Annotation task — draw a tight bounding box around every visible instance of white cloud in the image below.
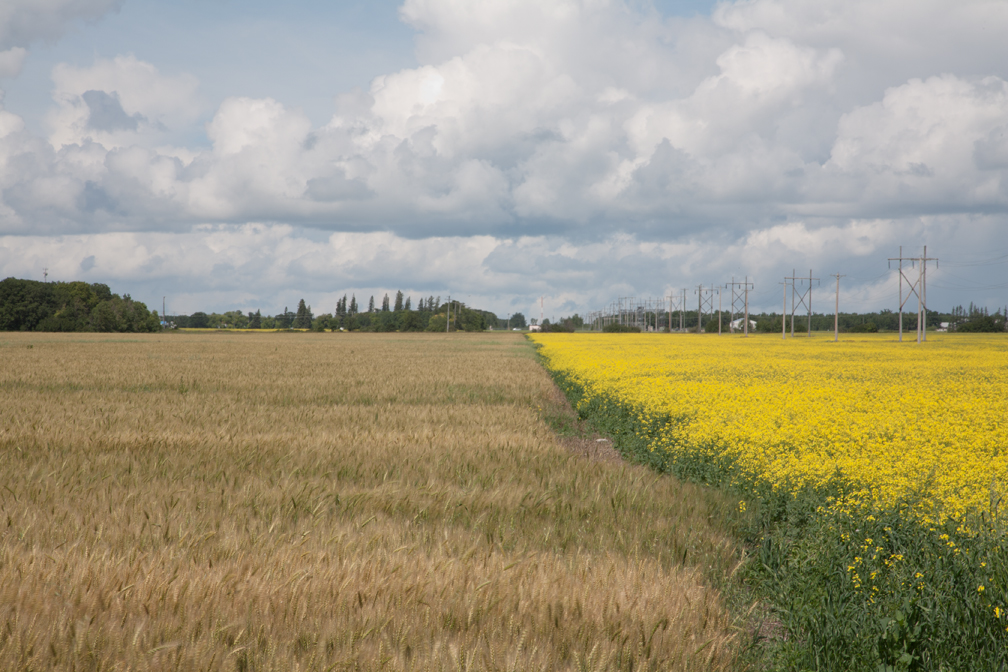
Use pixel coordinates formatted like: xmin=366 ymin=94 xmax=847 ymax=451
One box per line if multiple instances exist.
xmin=822 ymin=75 xmax=1008 ymax=211
xmin=7 ymin=1 xmax=1004 ymax=238
xmin=47 ymin=55 xmax=201 ymax=149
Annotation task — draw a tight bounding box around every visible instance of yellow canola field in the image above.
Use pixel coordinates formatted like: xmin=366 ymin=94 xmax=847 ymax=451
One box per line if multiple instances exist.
xmin=532 ymin=333 xmax=1008 ymax=521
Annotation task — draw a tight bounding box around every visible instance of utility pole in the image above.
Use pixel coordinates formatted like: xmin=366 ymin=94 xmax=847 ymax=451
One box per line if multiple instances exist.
xmin=447 ymin=294 xmax=451 ymax=332
xmin=718 ymin=286 xmax=722 ymax=335
xmin=163 ymin=296 xmax=166 ymax=331
xmin=830 ymin=274 xmax=844 ymax=342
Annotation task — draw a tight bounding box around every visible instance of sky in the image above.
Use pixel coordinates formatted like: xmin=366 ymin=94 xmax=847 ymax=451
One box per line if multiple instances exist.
xmin=0 ymin=0 xmax=1006 ymax=320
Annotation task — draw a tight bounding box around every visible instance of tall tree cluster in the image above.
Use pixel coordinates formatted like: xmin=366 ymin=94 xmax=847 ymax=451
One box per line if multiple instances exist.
xmin=0 ymin=277 xmax=160 ymax=332
xmin=292 ymin=299 xmax=313 ymax=329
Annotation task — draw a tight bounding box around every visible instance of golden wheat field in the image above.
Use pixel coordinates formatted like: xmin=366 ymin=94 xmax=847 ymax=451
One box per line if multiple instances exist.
xmin=531 ymin=332 xmax=1008 ymax=522
xmin=0 ymin=331 xmax=751 ymax=672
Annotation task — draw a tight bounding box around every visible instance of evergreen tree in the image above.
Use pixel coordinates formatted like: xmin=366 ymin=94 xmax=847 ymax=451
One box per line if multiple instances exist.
xmin=394 ymin=290 xmax=404 ymax=312
xmin=382 ymin=293 xmax=390 ymax=311
xmin=249 ymin=309 xmax=262 ymax=329
xmin=404 ymin=296 xmax=411 ymax=311
xmin=349 ymin=295 xmax=357 ymax=314
xmin=368 ymin=296 xmax=375 ymax=312
xmin=293 ymin=299 xmax=313 ymax=329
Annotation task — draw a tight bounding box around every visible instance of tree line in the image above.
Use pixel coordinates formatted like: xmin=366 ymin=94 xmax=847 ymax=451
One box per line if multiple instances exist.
xmin=0 ymin=278 xmax=160 ymax=332
xmin=168 ymin=292 xmax=529 ymax=333
xmin=749 ymin=304 xmax=1007 ymax=333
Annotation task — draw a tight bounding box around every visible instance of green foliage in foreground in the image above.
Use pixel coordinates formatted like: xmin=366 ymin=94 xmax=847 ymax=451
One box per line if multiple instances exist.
xmin=0 ymin=277 xmax=160 ymax=332
xmin=543 ymin=364 xmax=1008 ymax=671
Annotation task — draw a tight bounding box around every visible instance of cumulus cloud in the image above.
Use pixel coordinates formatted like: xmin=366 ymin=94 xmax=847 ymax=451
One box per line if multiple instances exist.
xmin=0 ymin=0 xmax=1006 ymax=314
xmin=819 ymin=75 xmax=1008 ymax=213
xmin=46 ymin=55 xmax=201 ymax=149
xmin=3 ymin=1 xmax=1006 ymax=236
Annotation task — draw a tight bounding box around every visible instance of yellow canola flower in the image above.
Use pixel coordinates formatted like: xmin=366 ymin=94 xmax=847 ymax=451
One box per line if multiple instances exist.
xmin=531 ymin=332 xmax=1008 ymax=523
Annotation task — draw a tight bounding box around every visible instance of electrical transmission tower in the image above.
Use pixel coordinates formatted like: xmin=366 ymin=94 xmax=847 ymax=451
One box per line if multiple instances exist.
xmin=695 ymin=284 xmax=716 ymax=333
xmin=888 ymin=246 xmax=938 ymax=343
xmin=784 ymin=269 xmax=819 ymax=337
xmin=725 ymin=276 xmax=754 ymax=336
xmin=830 ymin=274 xmax=845 ymax=342
xmin=617 ymin=297 xmax=636 ymax=328
xmin=668 ymin=289 xmax=687 ymax=331
xmin=780 ymin=279 xmax=789 ymax=339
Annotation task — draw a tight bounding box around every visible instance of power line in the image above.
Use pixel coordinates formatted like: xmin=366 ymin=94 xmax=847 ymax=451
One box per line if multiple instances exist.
xmin=941 ymin=250 xmax=1008 ymax=268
